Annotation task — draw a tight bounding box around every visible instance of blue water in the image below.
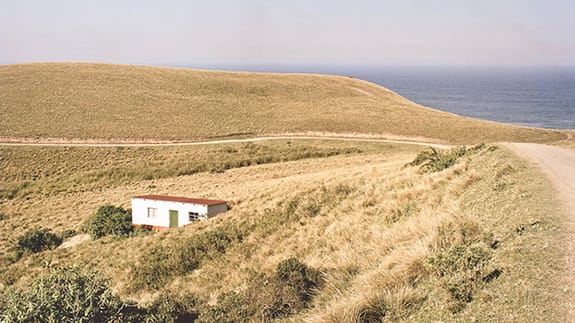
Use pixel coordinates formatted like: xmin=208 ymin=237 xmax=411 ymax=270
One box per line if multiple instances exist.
xmin=347 ymin=66 xmax=575 ymax=130
xmin=192 ymin=64 xmax=575 ymax=130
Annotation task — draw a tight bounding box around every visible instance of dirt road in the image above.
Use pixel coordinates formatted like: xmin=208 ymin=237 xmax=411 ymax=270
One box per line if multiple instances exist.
xmin=507 ymin=143 xmax=575 ymax=318
xmin=507 ymin=143 xmax=575 ymax=219
xmin=0 ymin=135 xmax=450 ymax=149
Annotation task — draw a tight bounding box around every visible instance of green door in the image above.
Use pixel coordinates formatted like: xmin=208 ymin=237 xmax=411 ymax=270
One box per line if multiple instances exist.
xmin=169 ymin=210 xmax=179 ymax=228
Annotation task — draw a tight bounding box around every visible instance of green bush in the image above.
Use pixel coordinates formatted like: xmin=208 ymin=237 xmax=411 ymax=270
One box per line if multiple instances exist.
xmin=259 ymin=257 xmax=323 ymax=319
xmin=132 ymin=226 xmax=244 ymax=291
xmin=0 ymin=266 xmax=132 ymax=322
xmin=142 ymin=291 xmax=199 ymax=323
xmin=199 ymin=292 xmax=254 ymax=323
xmin=409 ymin=146 xmax=467 ymax=173
xmin=83 ymin=205 xmax=133 ymax=239
xmin=428 ymin=245 xmax=491 ymax=278
xmin=15 ymin=228 xmax=62 ymax=259
xmin=199 ymin=258 xmax=323 ymax=321
xmin=132 ymin=244 xmax=201 ymax=291
xmin=427 ymin=244 xmax=493 ymax=312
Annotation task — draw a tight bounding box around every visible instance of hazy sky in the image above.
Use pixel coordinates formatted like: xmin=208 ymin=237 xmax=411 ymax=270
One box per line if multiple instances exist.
xmin=1 ymin=0 xmax=574 ymax=67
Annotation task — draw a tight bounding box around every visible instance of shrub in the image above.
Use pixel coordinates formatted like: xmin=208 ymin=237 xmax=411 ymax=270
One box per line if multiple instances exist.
xmin=60 ymin=229 xmax=77 ymax=240
xmin=83 ymin=205 xmax=133 ymax=239
xmin=256 ymin=257 xmax=323 ymax=319
xmin=132 ymin=225 xmax=153 ymax=237
xmin=143 ymin=291 xmax=199 ymax=323
xmin=198 ymin=258 xmax=324 ymax=321
xmin=198 ymin=292 xmax=254 ymax=323
xmin=427 ymin=244 xmax=493 ymax=312
xmin=357 ymin=296 xmax=387 ymax=323
xmin=409 ymin=146 xmax=468 ymax=173
xmin=132 ymin=244 xmax=201 ymax=291
xmin=132 ymin=226 xmax=244 ymax=291
xmin=0 ymin=266 xmax=131 ymax=322
xmin=427 ymin=245 xmax=491 ymax=278
xmin=15 ymin=228 xmax=62 ymax=259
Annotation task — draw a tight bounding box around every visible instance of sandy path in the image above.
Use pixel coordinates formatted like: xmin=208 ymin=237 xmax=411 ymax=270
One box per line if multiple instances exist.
xmin=507 ymin=143 xmax=575 ymax=219
xmin=0 ymin=135 xmax=450 ymax=149
xmin=506 ymin=143 xmax=575 ymax=318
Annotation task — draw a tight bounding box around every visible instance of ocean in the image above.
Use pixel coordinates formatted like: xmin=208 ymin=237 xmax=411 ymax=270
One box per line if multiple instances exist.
xmin=194 ymin=65 xmax=575 ymax=130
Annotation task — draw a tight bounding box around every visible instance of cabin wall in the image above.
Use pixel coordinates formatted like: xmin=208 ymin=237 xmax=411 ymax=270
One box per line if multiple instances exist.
xmin=132 ymin=198 xmax=211 ymax=228
xmin=207 ymin=203 xmax=228 ymax=216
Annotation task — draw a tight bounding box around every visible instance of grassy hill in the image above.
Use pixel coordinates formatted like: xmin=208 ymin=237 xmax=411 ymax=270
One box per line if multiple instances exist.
xmin=0 ymin=140 xmax=571 ymax=321
xmin=0 ymin=62 xmax=567 ymax=144
xmin=1 ymin=63 xmax=573 ymax=321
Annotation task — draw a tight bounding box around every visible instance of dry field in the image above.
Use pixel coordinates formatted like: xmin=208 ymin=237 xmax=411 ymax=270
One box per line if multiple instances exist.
xmin=0 ymin=63 xmax=568 ymax=144
xmin=0 ymin=140 xmax=366 ymax=203
xmin=0 ymin=139 xmax=571 ymax=321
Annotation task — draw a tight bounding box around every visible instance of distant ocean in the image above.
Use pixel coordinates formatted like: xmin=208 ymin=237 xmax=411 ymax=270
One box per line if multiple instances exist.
xmin=191 ymin=65 xmax=575 ymax=130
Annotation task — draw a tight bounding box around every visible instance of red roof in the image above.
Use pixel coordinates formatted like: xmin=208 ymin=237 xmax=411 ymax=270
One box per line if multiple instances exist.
xmin=132 ymin=195 xmax=227 ymax=206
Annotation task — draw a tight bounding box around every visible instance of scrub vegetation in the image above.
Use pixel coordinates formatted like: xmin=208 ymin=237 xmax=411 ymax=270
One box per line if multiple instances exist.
xmin=0 ymin=139 xmax=571 ymax=321
xmin=0 ymin=62 xmax=572 ymax=321
xmin=0 ymin=63 xmax=568 ymax=144
xmin=82 ymin=205 xmax=136 ymax=239
xmin=0 ymin=140 xmax=363 ymax=201
xmin=15 ymin=228 xmax=63 ymax=259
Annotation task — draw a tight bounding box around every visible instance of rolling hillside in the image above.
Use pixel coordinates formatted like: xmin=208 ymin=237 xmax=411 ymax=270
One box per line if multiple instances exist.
xmin=1 ymin=63 xmax=573 ymax=321
xmin=0 ymin=63 xmax=566 ymax=144
xmin=0 ymin=141 xmax=571 ymax=321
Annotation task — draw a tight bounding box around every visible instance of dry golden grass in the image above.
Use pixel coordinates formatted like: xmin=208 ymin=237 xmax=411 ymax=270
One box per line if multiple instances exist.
xmin=0 ymin=62 xmax=568 ymax=144
xmin=554 ymin=130 xmax=575 ymax=149
xmin=1 ymin=140 xmax=571 ymax=321
xmin=0 ymin=139 xmax=366 ymax=201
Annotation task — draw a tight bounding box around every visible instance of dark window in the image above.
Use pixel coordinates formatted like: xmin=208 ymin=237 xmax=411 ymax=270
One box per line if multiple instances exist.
xmin=189 ymin=212 xmax=200 ymax=221
xmin=147 ymin=207 xmax=158 ymax=219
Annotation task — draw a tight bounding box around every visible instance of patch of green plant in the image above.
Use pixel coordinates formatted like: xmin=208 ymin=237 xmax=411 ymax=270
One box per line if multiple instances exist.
xmin=198 ymin=258 xmax=324 ymax=322
xmin=0 ymin=212 xmax=5 ymax=220
xmin=199 ymin=291 xmax=254 ymax=323
xmin=388 ymin=200 xmax=419 ymax=223
xmin=427 ymin=244 xmax=495 ymax=312
xmin=132 ymin=226 xmax=244 ymax=291
xmin=0 ymin=266 xmax=134 ymax=322
xmin=357 ymin=297 xmax=388 ymax=322
xmin=59 ymin=229 xmax=77 ymax=240
xmin=428 ymin=244 xmax=491 ymax=277
xmin=141 ymin=291 xmax=199 ymax=323
xmin=82 ymin=205 xmax=133 ymax=239
xmin=409 ymin=146 xmax=468 ymax=173
xmin=132 ymin=225 xmax=153 ymax=237
xmin=15 ymin=228 xmax=62 ymax=259
xmin=249 ymin=257 xmax=323 ymax=320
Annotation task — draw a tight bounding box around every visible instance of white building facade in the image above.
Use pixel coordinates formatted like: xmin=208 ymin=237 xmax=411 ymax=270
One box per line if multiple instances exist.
xmin=131 ymin=195 xmax=228 ymax=230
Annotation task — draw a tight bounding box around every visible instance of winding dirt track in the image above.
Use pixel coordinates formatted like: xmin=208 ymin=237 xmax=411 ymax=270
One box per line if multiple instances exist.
xmin=506 ymin=143 xmax=575 ymax=318
xmin=0 ymin=135 xmax=450 ymax=149
xmin=506 ymin=143 xmax=575 ymax=221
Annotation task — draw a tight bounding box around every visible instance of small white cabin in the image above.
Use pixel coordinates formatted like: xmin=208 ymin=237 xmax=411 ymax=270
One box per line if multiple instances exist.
xmin=131 ymin=195 xmax=228 ymax=230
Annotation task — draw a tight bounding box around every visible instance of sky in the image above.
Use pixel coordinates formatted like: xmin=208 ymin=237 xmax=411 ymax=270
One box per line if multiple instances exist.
xmin=1 ymin=0 xmax=574 ymax=67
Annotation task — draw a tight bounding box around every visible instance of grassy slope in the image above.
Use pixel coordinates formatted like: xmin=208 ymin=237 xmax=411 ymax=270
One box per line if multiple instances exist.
xmin=0 ymin=141 xmax=571 ymax=321
xmin=0 ymin=62 xmax=566 ymax=144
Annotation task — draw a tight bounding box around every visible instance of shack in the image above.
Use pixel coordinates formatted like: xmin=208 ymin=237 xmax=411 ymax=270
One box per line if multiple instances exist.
xmin=131 ymin=195 xmax=228 ymax=230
